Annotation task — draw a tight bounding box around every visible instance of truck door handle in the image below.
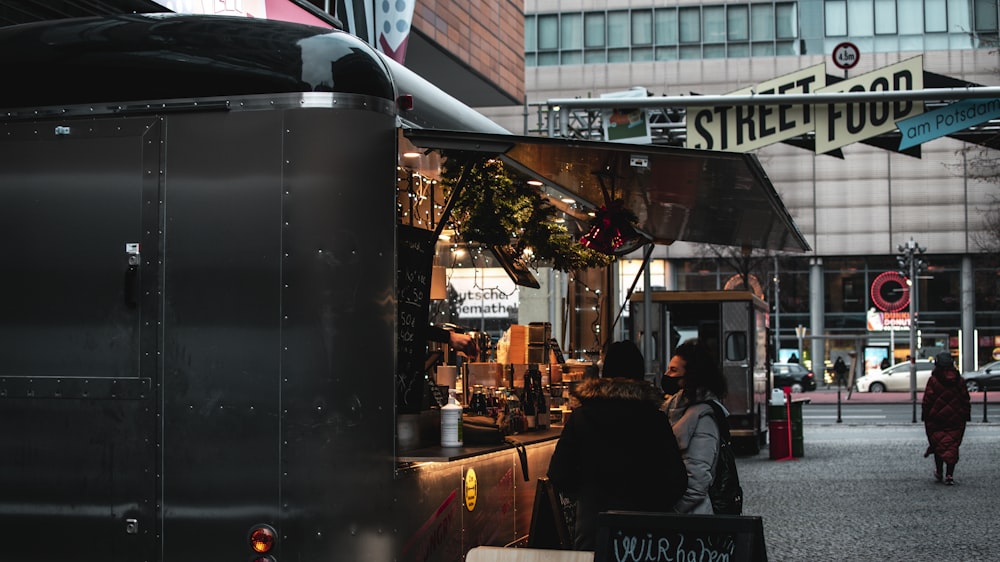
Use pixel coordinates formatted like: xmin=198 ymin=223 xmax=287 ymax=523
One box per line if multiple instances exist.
xmin=124 ymin=243 xmax=140 ymax=309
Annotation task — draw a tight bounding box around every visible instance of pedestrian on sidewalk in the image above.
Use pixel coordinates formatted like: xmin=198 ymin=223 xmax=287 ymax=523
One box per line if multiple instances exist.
xmin=832 ymin=356 xmax=848 ymax=388
xmin=921 ymin=352 xmax=971 ymax=485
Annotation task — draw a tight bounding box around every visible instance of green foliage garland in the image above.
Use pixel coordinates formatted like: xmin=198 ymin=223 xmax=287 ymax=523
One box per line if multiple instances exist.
xmin=441 ymin=155 xmax=612 ymax=272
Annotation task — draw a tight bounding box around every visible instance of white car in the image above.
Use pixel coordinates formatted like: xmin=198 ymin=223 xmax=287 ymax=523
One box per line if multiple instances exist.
xmin=855 ymin=361 xmax=935 ymax=392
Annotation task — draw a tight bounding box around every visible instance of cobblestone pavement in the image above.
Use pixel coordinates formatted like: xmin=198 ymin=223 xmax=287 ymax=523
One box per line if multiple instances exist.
xmin=739 ymin=424 xmax=1000 ymax=561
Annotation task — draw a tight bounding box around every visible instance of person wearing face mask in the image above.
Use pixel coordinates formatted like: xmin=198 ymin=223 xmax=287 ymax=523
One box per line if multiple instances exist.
xmin=547 ymin=340 xmax=687 ymax=550
xmin=661 ymin=338 xmax=728 ymax=514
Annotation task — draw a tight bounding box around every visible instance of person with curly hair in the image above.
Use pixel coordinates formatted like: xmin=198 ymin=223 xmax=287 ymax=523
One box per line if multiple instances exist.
xmin=661 ymin=338 xmax=728 ymax=514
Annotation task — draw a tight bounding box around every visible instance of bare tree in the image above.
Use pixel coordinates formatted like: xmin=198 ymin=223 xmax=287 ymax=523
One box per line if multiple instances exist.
xmin=698 ymin=244 xmax=776 ymax=299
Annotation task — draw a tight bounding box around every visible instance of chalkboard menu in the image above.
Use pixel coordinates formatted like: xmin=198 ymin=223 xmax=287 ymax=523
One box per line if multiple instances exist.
xmin=396 ymin=225 xmax=438 ymax=414
xmin=596 ymin=511 xmax=768 ymax=562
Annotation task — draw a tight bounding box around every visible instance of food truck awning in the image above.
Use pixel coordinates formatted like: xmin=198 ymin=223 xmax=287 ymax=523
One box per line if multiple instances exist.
xmin=404 ymin=129 xmax=810 ymax=253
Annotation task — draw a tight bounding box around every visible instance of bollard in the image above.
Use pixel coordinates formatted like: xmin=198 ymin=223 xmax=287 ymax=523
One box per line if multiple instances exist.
xmin=836 ymin=385 xmax=843 ymax=423
xmin=983 ymin=389 xmax=989 ymax=424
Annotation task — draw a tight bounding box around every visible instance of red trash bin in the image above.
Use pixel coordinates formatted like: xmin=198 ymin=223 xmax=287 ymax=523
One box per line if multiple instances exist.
xmin=769 ymin=420 xmax=790 ymax=460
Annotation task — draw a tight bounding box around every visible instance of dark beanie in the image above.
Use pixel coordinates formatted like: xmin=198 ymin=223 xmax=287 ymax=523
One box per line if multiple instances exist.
xmin=602 ymin=340 xmax=645 ymax=381
xmin=934 ymin=352 xmax=954 ymax=369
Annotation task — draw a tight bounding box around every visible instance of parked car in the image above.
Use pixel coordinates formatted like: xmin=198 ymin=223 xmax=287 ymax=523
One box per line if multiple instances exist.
xmin=962 ymin=360 xmax=1000 ymax=392
xmin=772 ymin=362 xmax=816 ymax=392
xmin=855 ymin=361 xmax=935 ymax=392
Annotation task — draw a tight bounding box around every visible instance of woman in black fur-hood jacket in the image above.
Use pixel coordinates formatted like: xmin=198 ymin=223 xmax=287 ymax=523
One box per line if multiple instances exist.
xmin=546 ymin=375 xmax=688 ymax=550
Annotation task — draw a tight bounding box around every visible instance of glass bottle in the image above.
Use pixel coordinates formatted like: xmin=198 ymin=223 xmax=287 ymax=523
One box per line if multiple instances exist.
xmin=522 ymin=366 xmax=538 ymax=430
xmin=470 ymin=384 xmax=488 ymax=416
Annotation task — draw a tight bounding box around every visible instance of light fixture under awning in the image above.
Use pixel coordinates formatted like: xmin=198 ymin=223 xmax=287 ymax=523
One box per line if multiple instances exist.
xmin=404 ymin=128 xmax=810 ymax=253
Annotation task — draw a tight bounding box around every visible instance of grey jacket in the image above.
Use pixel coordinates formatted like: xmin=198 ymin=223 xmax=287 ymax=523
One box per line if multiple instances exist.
xmin=663 ymin=390 xmax=721 ymax=514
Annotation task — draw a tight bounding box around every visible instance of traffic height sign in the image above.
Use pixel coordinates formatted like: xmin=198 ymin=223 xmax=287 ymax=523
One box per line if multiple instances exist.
xmin=833 ymin=42 xmax=860 ymax=70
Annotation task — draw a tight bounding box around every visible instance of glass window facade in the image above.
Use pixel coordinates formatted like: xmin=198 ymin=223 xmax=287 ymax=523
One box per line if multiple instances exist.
xmin=526 ymin=0 xmax=1000 ymax=65
xmin=623 ymin=255 xmax=995 ymax=368
xmin=527 ymin=2 xmax=800 ymax=65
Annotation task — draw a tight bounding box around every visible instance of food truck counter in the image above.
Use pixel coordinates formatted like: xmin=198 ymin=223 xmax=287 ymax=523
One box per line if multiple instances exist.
xmin=397 ymin=427 xmax=563 ymax=464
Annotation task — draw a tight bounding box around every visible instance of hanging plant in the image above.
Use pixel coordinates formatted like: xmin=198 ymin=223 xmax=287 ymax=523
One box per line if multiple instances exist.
xmin=440 ymin=154 xmax=612 ymax=271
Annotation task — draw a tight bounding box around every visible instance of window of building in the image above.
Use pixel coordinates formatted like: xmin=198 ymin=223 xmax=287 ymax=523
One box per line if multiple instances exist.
xmin=898 ymin=0 xmax=924 ymax=33
xmin=656 ymin=46 xmax=678 ymax=60
xmin=875 ymin=0 xmax=898 ymax=34
xmin=951 ymin=0 xmax=973 ymax=33
xmin=537 ymin=52 xmax=559 ymax=66
xmin=561 ymin=13 xmax=583 ymax=50
xmin=525 ymin=3 xmax=802 ymax=65
xmin=728 ymin=43 xmax=751 ymax=57
xmin=751 ymin=3 xmax=775 ymax=40
xmin=525 ymin=15 xmax=537 ymax=51
xmin=848 ymin=0 xmax=875 ymax=36
xmin=975 ymin=0 xmax=999 ymax=31
xmin=608 ymin=10 xmax=630 ymax=48
xmin=704 ymin=44 xmax=727 ymax=58
xmin=633 ymin=10 xmax=653 ymax=45
xmin=560 ymin=51 xmax=582 ymax=65
xmin=776 ymin=3 xmax=798 ymax=38
xmin=584 ymin=12 xmax=606 ymax=48
xmin=608 ymin=48 xmax=631 ymax=62
xmin=752 ymin=42 xmax=777 ymax=56
xmin=826 ymin=0 xmax=848 ymax=36
xmin=632 ymin=47 xmax=654 ymax=61
xmin=680 ymin=7 xmax=702 ymax=43
xmin=655 ymin=9 xmax=678 ymax=45
xmin=728 ymin=5 xmax=749 ymax=40
xmin=538 ymin=14 xmax=559 ymax=50
xmin=704 ymin=6 xmax=727 ymax=44
xmin=925 ymin=0 xmax=948 ymax=31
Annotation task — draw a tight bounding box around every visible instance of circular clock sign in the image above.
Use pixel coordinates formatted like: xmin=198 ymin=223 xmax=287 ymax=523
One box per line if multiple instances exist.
xmin=832 ymin=42 xmax=860 ymax=70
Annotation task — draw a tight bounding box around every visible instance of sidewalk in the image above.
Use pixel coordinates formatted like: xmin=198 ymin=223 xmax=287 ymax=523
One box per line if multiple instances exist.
xmin=791 ymin=387 xmax=1000 ymax=404
xmin=740 ymin=424 xmax=1000 ymax=561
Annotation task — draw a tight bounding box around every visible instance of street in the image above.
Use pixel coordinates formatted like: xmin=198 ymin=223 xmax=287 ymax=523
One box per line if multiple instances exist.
xmin=788 ymin=388 xmax=1000 ymax=424
xmin=741 ymin=400 xmax=1000 ymax=561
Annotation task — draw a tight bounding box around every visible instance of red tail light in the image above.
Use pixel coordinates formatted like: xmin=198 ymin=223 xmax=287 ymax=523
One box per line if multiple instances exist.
xmin=249 ymin=524 xmax=276 ymax=554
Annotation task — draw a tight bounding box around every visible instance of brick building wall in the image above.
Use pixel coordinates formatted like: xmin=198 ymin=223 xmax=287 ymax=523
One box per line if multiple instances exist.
xmin=412 ymin=0 xmax=525 ymax=102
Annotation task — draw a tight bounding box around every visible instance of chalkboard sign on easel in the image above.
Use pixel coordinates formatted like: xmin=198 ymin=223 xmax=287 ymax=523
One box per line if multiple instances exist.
xmin=596 ymin=511 xmax=768 ymax=562
xmin=396 ymin=225 xmax=438 ymax=414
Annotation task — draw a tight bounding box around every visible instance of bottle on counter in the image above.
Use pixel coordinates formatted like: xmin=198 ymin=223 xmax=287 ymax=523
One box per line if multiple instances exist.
xmin=486 ymin=387 xmax=500 ymax=418
xmin=441 ymin=389 xmax=463 ymax=447
xmin=470 ymin=385 xmax=488 ymax=416
xmin=504 ymin=388 xmax=524 ymax=434
xmin=536 ymin=384 xmax=550 ymax=429
xmin=522 ymin=365 xmax=538 ymax=431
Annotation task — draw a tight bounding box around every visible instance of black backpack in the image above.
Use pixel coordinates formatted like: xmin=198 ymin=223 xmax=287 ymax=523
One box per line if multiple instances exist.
xmin=701 ymin=400 xmax=744 ymax=515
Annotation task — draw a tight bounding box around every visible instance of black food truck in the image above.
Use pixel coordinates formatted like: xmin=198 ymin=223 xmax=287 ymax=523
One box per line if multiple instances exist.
xmin=0 ymin=13 xmax=808 ymax=562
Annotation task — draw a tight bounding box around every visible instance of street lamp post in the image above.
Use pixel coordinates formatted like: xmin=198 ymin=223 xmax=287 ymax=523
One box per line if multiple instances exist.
xmin=897 ymin=238 xmax=927 ymax=423
xmin=795 ymin=325 xmax=806 ymax=364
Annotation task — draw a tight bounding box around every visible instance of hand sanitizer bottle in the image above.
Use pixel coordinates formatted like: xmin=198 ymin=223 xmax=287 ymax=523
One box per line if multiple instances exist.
xmin=441 ymin=389 xmax=463 ymax=447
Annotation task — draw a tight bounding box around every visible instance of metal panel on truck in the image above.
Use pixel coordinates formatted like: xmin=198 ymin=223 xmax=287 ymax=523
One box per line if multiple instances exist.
xmin=0 ymin=116 xmax=161 ymax=561
xmin=159 ymin=102 xmax=398 ymax=560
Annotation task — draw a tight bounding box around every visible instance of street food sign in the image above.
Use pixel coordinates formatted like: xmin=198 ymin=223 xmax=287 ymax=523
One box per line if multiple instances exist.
xmin=687 ymin=64 xmax=824 ymax=152
xmin=815 ymin=57 xmax=923 ymax=153
xmin=686 ymin=56 xmax=925 ymax=154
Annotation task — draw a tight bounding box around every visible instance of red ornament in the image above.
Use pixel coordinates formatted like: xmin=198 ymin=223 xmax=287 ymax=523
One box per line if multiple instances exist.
xmin=579 ymin=199 xmax=640 ymax=255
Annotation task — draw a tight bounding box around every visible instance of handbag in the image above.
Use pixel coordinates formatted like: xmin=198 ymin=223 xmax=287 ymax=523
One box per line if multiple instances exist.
xmin=461 ymin=414 xmax=506 ymax=444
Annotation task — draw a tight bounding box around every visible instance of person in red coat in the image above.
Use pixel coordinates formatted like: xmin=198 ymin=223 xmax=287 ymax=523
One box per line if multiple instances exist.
xmin=921 ymin=352 xmax=971 ymax=485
